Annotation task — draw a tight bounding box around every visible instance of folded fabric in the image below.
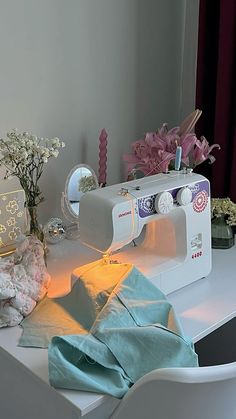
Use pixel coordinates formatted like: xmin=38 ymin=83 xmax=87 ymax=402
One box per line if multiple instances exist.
xmin=48 ymin=262 xmax=198 ymax=398
xmin=0 ymin=302 xmax=23 ymax=327
xmin=0 ymin=237 xmax=50 ymax=328
xmin=19 ymin=261 xmax=128 ymax=347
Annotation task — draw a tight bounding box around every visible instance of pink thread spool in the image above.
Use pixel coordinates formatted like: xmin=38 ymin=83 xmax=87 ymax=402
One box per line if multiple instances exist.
xmin=98 ymin=128 xmax=108 ymax=186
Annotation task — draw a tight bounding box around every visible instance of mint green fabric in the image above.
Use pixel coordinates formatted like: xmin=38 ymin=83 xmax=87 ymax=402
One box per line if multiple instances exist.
xmin=19 ymin=262 xmax=128 ymax=348
xmin=48 ymin=266 xmax=198 ymax=398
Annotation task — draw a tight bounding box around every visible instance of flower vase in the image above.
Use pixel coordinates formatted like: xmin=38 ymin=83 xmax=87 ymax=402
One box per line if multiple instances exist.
xmin=211 ymin=215 xmax=235 ymax=249
xmin=27 ymin=206 xmax=44 ymax=244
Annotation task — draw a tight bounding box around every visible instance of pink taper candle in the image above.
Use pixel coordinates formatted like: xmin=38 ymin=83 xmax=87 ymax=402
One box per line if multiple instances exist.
xmin=98 ymin=128 xmax=108 ymax=185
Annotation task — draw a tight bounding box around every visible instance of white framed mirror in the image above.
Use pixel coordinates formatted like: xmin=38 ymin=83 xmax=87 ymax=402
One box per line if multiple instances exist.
xmin=61 ymin=164 xmax=99 ymax=238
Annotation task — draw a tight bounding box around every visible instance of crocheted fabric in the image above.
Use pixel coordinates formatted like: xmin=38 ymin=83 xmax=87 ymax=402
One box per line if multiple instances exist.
xmin=0 ymin=237 xmax=50 ymax=327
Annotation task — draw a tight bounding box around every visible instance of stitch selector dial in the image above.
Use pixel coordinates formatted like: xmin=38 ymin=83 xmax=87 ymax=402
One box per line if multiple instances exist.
xmin=177 ymin=187 xmax=192 ymax=206
xmin=155 ymin=191 xmax=173 ymax=214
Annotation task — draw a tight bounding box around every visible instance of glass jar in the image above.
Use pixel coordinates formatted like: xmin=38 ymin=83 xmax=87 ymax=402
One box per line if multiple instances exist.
xmin=211 ymin=215 xmax=235 ymax=249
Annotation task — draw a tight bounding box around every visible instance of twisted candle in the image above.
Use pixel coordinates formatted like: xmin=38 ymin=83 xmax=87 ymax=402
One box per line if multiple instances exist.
xmin=98 ymin=128 xmax=108 ymax=186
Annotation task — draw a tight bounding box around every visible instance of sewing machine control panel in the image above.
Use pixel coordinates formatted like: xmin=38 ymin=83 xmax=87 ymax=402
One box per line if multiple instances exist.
xmin=138 ymin=180 xmax=209 ymax=218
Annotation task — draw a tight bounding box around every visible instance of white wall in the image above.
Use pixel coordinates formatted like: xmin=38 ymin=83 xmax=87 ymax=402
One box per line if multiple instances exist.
xmin=0 ymin=0 xmax=199 ymax=223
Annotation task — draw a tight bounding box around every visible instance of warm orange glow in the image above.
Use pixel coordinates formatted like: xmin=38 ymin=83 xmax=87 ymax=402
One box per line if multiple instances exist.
xmin=142 ymin=219 xmax=176 ymax=257
xmin=0 ymin=247 xmax=16 ymax=257
xmin=48 ymin=260 xmax=133 ymax=299
xmin=74 ymin=260 xmax=133 ymax=294
xmin=48 ymin=276 xmax=72 ymax=298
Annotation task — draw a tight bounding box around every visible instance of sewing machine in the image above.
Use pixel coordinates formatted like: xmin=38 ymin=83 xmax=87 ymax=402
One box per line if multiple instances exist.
xmin=79 ymin=170 xmax=212 ymax=294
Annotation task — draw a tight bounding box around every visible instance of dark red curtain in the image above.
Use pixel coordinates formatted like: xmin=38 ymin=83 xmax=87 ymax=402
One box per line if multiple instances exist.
xmin=196 ymin=0 xmax=236 ymax=200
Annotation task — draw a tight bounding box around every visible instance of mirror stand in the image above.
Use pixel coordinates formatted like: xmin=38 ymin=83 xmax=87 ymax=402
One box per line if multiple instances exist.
xmin=61 ymin=164 xmax=99 ymax=240
xmin=61 ymin=192 xmax=80 ymax=239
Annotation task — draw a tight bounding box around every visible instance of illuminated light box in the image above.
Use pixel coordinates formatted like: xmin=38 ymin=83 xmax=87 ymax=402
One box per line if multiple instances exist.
xmin=0 ymin=189 xmax=27 ymax=256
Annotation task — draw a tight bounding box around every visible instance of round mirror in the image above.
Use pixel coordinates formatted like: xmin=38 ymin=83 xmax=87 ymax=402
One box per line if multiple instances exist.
xmin=61 ymin=164 xmax=99 ymax=238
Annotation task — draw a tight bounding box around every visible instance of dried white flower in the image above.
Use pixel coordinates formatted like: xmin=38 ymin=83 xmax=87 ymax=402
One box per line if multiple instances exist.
xmin=0 ymin=129 xmax=65 ymax=207
xmin=211 ymin=198 xmax=236 ymax=226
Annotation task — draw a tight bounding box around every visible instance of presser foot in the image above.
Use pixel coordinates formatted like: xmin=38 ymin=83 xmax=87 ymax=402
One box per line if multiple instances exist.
xmin=102 ymin=253 xmax=119 ymax=265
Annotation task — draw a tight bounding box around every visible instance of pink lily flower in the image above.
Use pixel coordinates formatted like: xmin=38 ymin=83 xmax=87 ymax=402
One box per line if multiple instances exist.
xmin=123 ymin=119 xmax=220 ymax=178
xmin=179 ymin=133 xmax=198 ymax=165
xmin=145 ymin=132 xmax=166 ymax=151
xmin=157 ymin=124 xmax=180 ymax=154
xmin=192 ymin=136 xmax=220 ymax=167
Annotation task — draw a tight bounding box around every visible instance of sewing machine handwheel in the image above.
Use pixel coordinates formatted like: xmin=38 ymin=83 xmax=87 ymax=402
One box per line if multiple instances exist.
xmin=176 ymin=187 xmax=192 ymax=206
xmin=155 ymin=191 xmax=173 ymax=214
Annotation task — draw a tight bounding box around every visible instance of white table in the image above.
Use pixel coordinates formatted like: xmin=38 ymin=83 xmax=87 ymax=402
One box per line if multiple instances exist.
xmin=0 ymin=240 xmax=235 ymax=418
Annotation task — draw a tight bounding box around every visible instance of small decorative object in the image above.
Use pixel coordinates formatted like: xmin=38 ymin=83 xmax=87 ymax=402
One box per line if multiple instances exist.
xmin=78 ymin=175 xmax=98 ymax=193
xmin=0 ymin=189 xmax=26 ymax=256
xmin=211 ymin=198 xmax=236 ymax=249
xmin=123 ymin=110 xmax=220 ymax=177
xmin=43 ymin=218 xmax=66 ymax=244
xmin=0 ymin=129 xmax=65 ymax=244
xmin=0 ymin=236 xmax=50 ymax=327
xmin=98 ymin=128 xmax=108 ymax=186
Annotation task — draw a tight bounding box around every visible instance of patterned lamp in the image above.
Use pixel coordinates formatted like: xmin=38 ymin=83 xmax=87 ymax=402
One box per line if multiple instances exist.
xmin=0 ymin=189 xmax=27 ymax=256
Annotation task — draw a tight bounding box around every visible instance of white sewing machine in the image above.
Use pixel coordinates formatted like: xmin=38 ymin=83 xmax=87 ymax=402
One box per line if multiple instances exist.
xmin=79 ymin=170 xmax=212 ymax=294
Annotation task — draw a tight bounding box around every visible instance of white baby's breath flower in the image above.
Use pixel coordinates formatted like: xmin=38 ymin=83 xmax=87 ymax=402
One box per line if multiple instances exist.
xmin=19 ymin=138 xmax=26 ymax=146
xmin=211 ymin=198 xmax=236 ymax=226
xmin=52 ymin=137 xmax=60 ymax=146
xmin=0 ymin=129 xmax=65 ymax=207
xmin=21 ymin=149 xmax=29 ymax=158
xmin=26 ymin=139 xmax=33 ymax=148
xmin=50 ymin=149 xmax=59 ymax=158
xmin=43 ymin=148 xmax=50 ymax=158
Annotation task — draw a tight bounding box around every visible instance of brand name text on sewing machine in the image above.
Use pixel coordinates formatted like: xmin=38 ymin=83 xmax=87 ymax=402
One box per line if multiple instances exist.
xmin=118 ymin=211 xmax=132 ymax=218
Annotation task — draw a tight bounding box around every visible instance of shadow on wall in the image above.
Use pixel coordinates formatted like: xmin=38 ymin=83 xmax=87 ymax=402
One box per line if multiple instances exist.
xmin=119 ymin=0 xmax=187 ymax=181
xmin=135 ymin=0 xmax=185 ymax=135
